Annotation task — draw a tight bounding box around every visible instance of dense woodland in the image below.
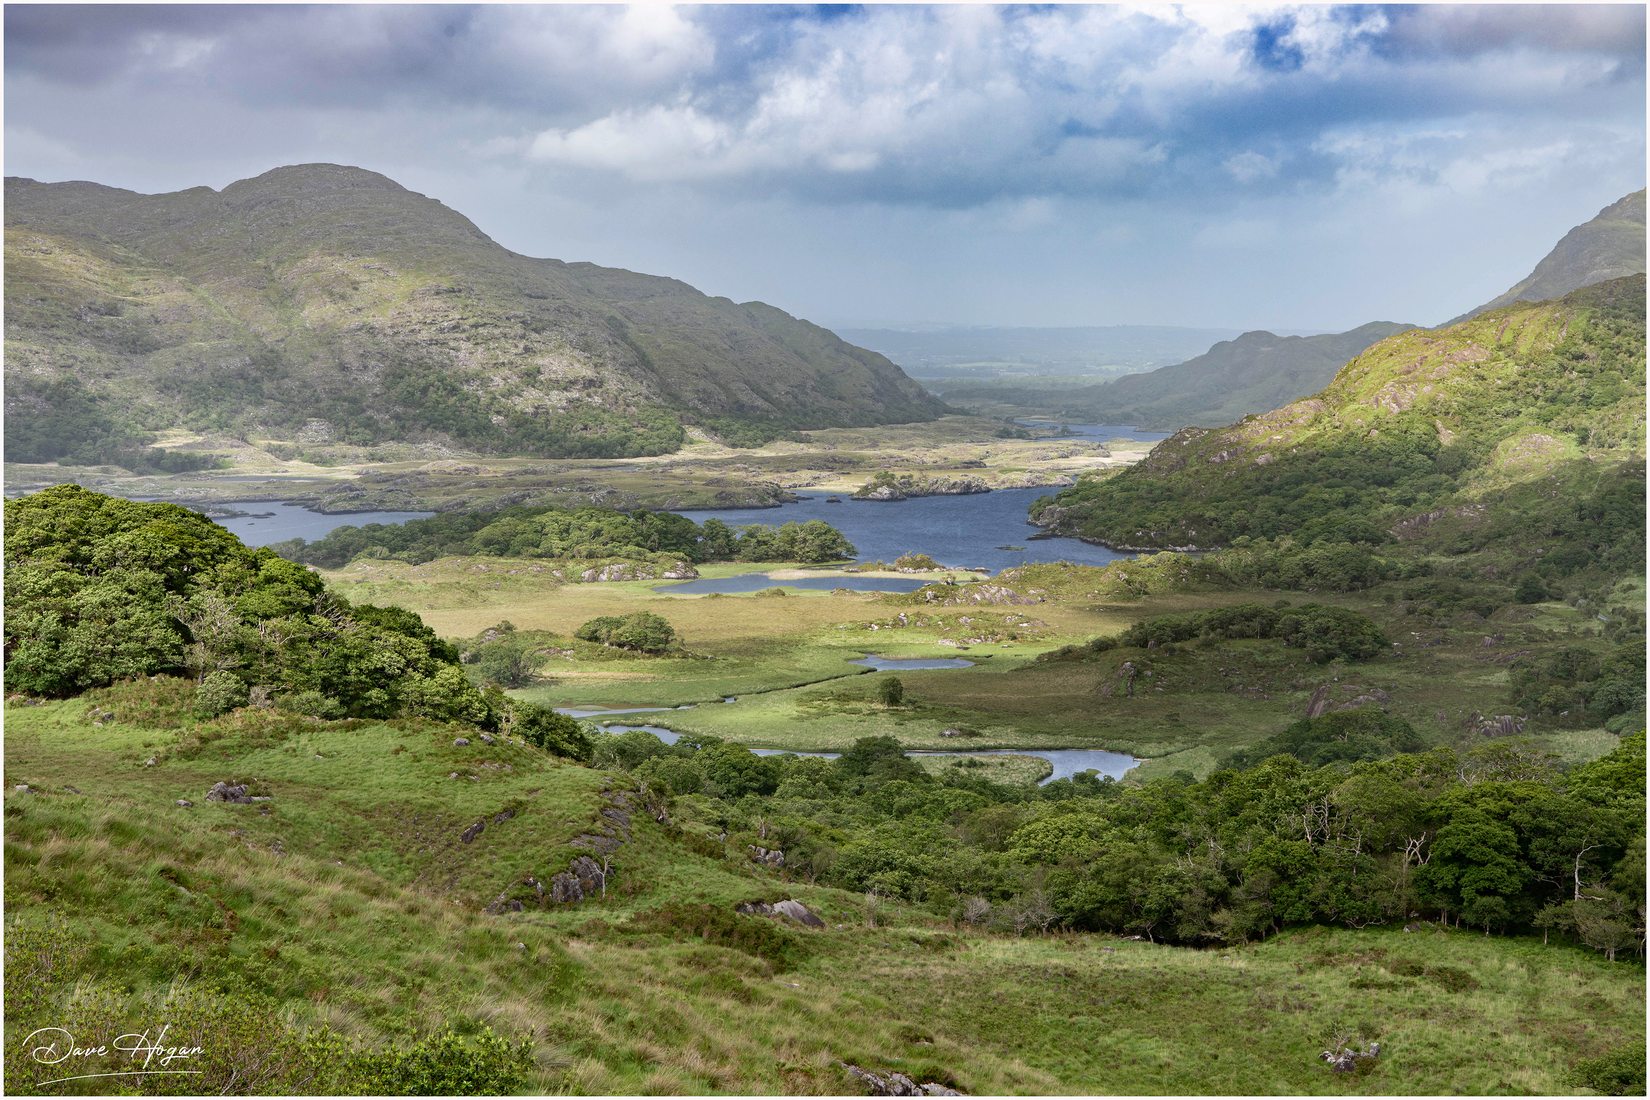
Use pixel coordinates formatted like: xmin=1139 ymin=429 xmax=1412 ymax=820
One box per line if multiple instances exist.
xmin=276 ymin=503 xmax=856 ymax=569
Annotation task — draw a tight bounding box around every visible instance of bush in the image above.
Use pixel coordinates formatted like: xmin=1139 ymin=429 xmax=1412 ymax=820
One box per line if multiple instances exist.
xmin=878 ymin=676 xmax=905 ymax=706
xmin=626 ymin=903 xmax=806 ymax=970
xmin=575 ymin=612 xmax=678 ymax=653
xmin=1569 ymin=1041 xmax=1647 ymax=1096
xmin=194 ymin=670 xmax=249 ymax=717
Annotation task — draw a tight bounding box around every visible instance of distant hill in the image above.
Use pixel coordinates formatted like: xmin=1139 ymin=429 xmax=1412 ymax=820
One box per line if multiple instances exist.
xmin=1034 ymin=276 xmax=1646 ymax=570
xmin=1455 ymin=189 xmax=1645 ymax=322
xmin=3 ymin=164 xmax=944 ymax=464
xmin=838 ymin=324 xmax=1246 ymax=378
xmin=1041 ymin=321 xmax=1416 ymax=429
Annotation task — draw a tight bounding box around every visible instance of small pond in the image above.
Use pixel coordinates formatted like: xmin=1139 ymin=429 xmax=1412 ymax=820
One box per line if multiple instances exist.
xmin=850 ymin=654 xmax=975 ymax=671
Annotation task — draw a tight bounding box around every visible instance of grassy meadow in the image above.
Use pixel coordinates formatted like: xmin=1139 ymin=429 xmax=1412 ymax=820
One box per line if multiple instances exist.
xmin=320 ymin=552 xmax=1629 ymax=779
xmin=5 ymin=687 xmax=1641 ymax=1095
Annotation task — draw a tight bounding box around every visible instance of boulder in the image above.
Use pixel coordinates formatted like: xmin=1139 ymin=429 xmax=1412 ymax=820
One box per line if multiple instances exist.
xmin=737 ymin=899 xmax=825 ymax=929
xmin=748 ymin=844 xmax=786 ymax=868
xmin=453 ymin=737 xmax=471 ymax=747
xmin=205 ymin=781 xmax=254 ymax=804
xmin=461 ymin=821 xmax=485 ymax=844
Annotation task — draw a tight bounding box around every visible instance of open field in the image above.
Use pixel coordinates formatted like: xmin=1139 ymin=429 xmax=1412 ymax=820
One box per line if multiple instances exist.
xmin=5 ymin=691 xmax=1641 ymax=1095
xmin=319 ymin=554 xmax=1631 ymax=779
xmin=3 ymin=416 xmax=1151 ymax=515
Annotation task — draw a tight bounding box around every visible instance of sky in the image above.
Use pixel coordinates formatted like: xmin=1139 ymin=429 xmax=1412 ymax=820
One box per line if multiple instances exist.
xmin=4 ymin=3 xmax=1645 ymax=332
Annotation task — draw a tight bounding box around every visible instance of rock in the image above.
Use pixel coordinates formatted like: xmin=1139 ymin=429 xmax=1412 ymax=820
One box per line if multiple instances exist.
xmin=661 ymin=561 xmax=700 ymax=580
xmin=748 ymin=844 xmax=786 ymax=868
xmin=205 ymin=781 xmax=254 ymax=804
xmin=13 ymin=784 xmax=30 ymax=794
xmin=461 ymin=821 xmax=485 ymax=844
xmin=478 ymin=733 xmax=495 ymax=744
xmin=771 ymin=899 xmax=826 ymax=928
xmin=176 ymin=799 xmax=193 ymax=808
xmin=492 ymin=808 xmax=517 ymax=825
xmin=1320 ymin=1041 xmax=1381 ymax=1073
xmin=550 ymin=854 xmax=608 ymax=903
xmin=737 ymin=899 xmax=825 ymax=929
xmin=143 ymin=757 xmax=157 ymax=768
xmin=840 ymin=1064 xmax=959 ymax=1096
xmin=453 ymin=737 xmax=471 ymax=747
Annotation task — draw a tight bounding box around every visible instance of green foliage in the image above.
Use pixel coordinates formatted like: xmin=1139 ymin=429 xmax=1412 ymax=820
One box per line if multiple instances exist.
xmin=3 ymin=486 xmax=493 ymax=727
xmin=1108 ymin=603 xmax=1387 ymax=664
xmin=575 ymin=612 xmax=678 ymax=653
xmin=877 ymin=676 xmax=906 ymax=706
xmin=1036 ymin=279 xmax=1646 ymax=564
xmin=1569 ymin=1041 xmax=1647 ymax=1095
xmin=279 ymin=503 xmax=855 ymax=569
xmin=4 ymin=375 xmax=221 ymax=473
xmin=1230 ymin=709 xmax=1425 ymax=769
xmin=1511 ymin=639 xmax=1646 ymax=728
xmin=194 ymin=669 xmax=249 ymax=717
xmin=363 ymin=1027 xmax=534 ymax=1096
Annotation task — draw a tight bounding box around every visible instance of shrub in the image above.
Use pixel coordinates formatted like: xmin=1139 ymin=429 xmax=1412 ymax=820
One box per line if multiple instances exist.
xmin=194 ymin=670 xmax=249 ymax=717
xmin=878 ymin=676 xmax=905 ymax=707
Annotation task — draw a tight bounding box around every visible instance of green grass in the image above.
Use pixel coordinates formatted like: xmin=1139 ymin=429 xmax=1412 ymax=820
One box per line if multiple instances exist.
xmin=6 ymin=689 xmax=1642 ymax=1095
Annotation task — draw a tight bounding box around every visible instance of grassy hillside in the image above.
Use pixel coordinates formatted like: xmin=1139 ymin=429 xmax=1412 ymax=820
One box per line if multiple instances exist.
xmin=3 ymin=165 xmax=944 ymax=465
xmin=1034 ymin=276 xmax=1646 ymax=564
xmin=6 ymin=689 xmax=1644 ymax=1095
xmin=1458 ymin=190 xmax=1646 ymax=322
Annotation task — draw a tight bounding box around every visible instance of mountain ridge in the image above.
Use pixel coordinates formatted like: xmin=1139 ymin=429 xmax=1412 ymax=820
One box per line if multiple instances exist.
xmin=4 ymin=164 xmax=946 ymax=463
xmin=1454 ymin=189 xmax=1646 ymax=322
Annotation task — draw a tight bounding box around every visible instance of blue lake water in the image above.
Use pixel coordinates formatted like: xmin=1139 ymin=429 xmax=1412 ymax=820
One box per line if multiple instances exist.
xmin=657 ymin=573 xmax=936 ymax=595
xmin=674 ymin=488 xmax=1128 ymax=572
xmin=196 ymin=501 xmax=435 ymax=547
xmin=590 ymin=723 xmax=1136 ymax=784
xmin=851 ymin=655 xmax=975 ymax=671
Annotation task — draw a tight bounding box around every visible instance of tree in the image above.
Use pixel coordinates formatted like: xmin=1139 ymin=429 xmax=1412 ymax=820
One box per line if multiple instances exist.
xmin=877 ymin=676 xmax=905 ymax=707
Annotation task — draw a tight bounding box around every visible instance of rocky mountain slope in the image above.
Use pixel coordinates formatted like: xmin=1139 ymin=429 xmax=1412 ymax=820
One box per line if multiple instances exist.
xmin=4 ymin=164 xmax=944 ymax=463
xmin=1455 ymin=189 xmax=1645 ymax=322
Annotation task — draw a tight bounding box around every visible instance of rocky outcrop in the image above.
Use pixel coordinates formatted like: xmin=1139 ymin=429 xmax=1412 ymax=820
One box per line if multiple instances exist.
xmin=840 ymin=1064 xmax=962 ymax=1096
xmin=748 ymin=845 xmax=785 ymax=868
xmin=205 ymin=781 xmax=254 ymax=804
xmin=1320 ymin=1040 xmax=1381 ymax=1073
xmin=578 ymin=560 xmax=699 ymax=583
xmin=485 ymin=788 xmax=638 ymax=914
xmin=737 ymin=899 xmax=825 ymax=928
xmin=1305 ymin=684 xmax=1392 ymax=719
xmin=853 ymin=475 xmax=992 ymax=501
xmin=918 ymin=583 xmax=1041 ymax=607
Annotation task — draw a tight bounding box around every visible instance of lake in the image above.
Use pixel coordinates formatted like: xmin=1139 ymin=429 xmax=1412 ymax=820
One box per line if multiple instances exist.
xmin=658 ymin=573 xmax=936 ymax=595
xmin=674 ymin=487 xmax=1128 ymax=572
xmin=190 ymin=501 xmax=435 ymax=547
xmin=590 ymin=723 xmax=1137 ymax=784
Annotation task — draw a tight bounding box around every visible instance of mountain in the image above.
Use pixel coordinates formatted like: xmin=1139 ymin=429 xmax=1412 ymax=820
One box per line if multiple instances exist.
xmin=1042 ymin=321 xmax=1416 ymax=429
xmin=1033 ymin=276 xmax=1646 ymax=570
xmin=3 ymin=164 xmax=945 ymax=464
xmin=1455 ymin=189 xmax=1646 ymax=322
xmin=837 ymin=324 xmax=1246 ymax=378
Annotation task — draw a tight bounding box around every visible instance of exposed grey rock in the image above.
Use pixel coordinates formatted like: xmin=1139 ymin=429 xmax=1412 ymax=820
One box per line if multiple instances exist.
xmin=461 ymin=821 xmax=485 ymax=844
xmin=453 ymin=737 xmax=471 ymax=746
xmin=839 ymin=1064 xmax=956 ymax=1096
xmin=175 ymin=799 xmax=193 ymax=807
xmin=748 ymin=844 xmax=786 ymax=868
xmin=492 ymin=808 xmax=517 ymax=825
xmin=737 ymin=899 xmax=825 ymax=929
xmin=550 ymin=854 xmax=608 ymax=903
xmin=1320 ymin=1041 xmax=1381 ymax=1073
xmin=478 ymin=733 xmax=496 ymax=744
xmin=205 ymin=781 xmax=253 ymax=803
